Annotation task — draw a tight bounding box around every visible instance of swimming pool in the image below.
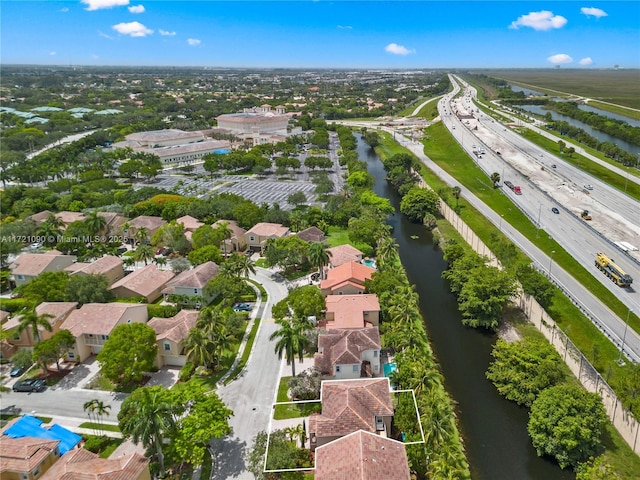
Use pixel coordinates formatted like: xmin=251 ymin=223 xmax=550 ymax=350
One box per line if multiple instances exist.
xmin=383 ymin=363 xmax=397 ymax=377
xmin=361 ymin=258 xmax=377 ymax=269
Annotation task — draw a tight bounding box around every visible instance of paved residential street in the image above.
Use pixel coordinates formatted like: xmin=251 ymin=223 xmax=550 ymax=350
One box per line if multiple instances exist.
xmin=209 ymin=267 xmax=292 ymax=479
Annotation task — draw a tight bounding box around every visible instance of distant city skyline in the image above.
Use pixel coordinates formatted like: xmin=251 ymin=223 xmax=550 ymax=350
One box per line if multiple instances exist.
xmin=2 ymin=1 xmax=639 ymax=69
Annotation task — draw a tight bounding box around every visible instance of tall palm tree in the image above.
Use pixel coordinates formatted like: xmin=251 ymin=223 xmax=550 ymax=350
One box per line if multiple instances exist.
xmin=119 ymin=387 xmax=176 ymax=478
xmin=94 ymin=400 xmax=111 ymax=436
xmin=184 ymin=328 xmax=215 ymax=369
xmin=83 ymin=399 xmax=99 ymax=435
xmin=269 ymin=317 xmax=311 ymax=377
xmin=16 ymin=308 xmax=53 ymax=344
xmin=376 ymin=236 xmax=399 ymax=267
xmin=307 ymin=242 xmax=331 ymax=280
xmin=134 ymin=226 xmax=149 ymax=246
xmin=133 ymin=243 xmax=155 ymax=266
xmin=84 ymin=211 xmax=107 ymax=236
xmin=215 ymin=221 xmax=234 ymax=256
xmin=223 ymin=253 xmax=256 ymax=279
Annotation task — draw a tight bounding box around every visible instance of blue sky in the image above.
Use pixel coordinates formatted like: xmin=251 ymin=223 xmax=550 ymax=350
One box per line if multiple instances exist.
xmin=2 ymin=1 xmax=639 ymax=68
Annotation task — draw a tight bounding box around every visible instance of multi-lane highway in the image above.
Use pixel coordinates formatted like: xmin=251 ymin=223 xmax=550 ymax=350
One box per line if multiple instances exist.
xmin=437 ymin=76 xmax=640 ymax=361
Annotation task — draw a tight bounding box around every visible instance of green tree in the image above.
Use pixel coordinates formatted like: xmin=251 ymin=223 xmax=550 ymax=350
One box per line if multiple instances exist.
xmin=97 ymin=323 xmax=158 ymax=385
xmin=269 ymin=317 xmax=312 ymax=377
xmin=15 ymin=271 xmax=69 ymax=304
xmin=188 ymin=245 xmax=222 ymax=266
xmin=615 ymin=363 xmax=640 ymax=418
xmin=400 ymin=187 xmax=440 ymax=223
xmin=287 ymin=191 xmax=307 ymax=207
xmin=272 ymin=285 xmax=325 ymax=321
xmin=451 ymin=186 xmax=461 ymax=207
xmin=575 ymin=456 xmax=618 ymax=480
xmin=83 ymin=211 xmax=107 ymax=236
xmin=65 ymin=274 xmax=113 ymax=305
xmin=15 ymin=308 xmax=53 ymax=344
xmin=490 ymin=172 xmax=501 ymax=187
xmin=118 ymin=386 xmax=177 ymax=478
xmin=486 ymin=338 xmax=566 ymax=407
xmin=528 ymin=385 xmax=607 ymax=469
xmin=307 ymin=242 xmax=331 ymax=280
xmin=133 ymin=243 xmax=155 ymax=265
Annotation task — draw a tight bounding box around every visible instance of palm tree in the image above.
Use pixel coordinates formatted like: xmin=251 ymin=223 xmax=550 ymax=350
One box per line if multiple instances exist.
xmin=83 ymin=399 xmax=99 ymax=435
xmin=119 ymin=387 xmax=176 ymax=478
xmin=133 ymin=243 xmax=155 ymax=266
xmin=215 ymin=221 xmax=234 ymax=256
xmin=83 ymin=399 xmax=111 ymax=436
xmin=16 ymin=308 xmax=53 ymax=344
xmin=84 ymin=211 xmax=107 ymax=236
xmin=94 ymin=400 xmax=111 ymax=436
xmin=307 ymin=242 xmax=331 ymax=280
xmin=376 ymin=236 xmax=399 ymax=267
xmin=184 ymin=328 xmax=215 ymax=369
xmin=134 ymin=226 xmax=149 ymax=246
xmin=451 ymin=186 xmax=461 ymax=207
xmin=269 ymin=317 xmax=311 ymax=377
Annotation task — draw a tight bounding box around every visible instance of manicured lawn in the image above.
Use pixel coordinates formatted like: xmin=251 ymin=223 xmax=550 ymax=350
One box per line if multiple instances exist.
xmin=79 ymin=422 xmax=121 ymax=432
xmin=273 ymin=376 xmax=321 ymax=420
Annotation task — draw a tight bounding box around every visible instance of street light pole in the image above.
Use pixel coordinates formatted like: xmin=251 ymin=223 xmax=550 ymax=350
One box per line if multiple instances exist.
xmin=548 ymin=250 xmax=556 ymax=277
xmin=617 ymin=308 xmax=633 ymax=365
xmin=536 ymin=203 xmax=542 ymax=238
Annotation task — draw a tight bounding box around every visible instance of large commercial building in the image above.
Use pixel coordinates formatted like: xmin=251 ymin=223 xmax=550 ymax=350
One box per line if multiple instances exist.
xmin=216 ymin=105 xmax=290 ymax=135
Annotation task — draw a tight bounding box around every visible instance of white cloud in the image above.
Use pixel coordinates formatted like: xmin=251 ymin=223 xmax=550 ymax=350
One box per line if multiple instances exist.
xmin=159 ymin=29 xmax=176 ymax=36
xmin=82 ymin=0 xmax=129 ymax=11
xmin=128 ymin=5 xmax=145 ymax=14
xmin=385 ymin=43 xmax=415 ymax=56
xmin=337 ymin=25 xmax=352 ymax=30
xmin=50 ymin=51 xmax=56 ymax=56
xmin=60 ymin=7 xmax=69 ymax=12
xmin=581 ymin=7 xmax=608 ymax=18
xmin=187 ymin=38 xmax=201 ymax=46
xmin=112 ymin=21 xmax=153 ymax=37
xmin=509 ymin=11 xmax=568 ymax=31
xmin=579 ymin=57 xmax=594 ymax=65
xmin=547 ymin=53 xmax=573 ymax=65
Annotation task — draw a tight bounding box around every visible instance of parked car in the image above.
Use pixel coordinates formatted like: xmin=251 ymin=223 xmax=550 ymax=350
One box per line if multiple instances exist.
xmin=233 ymin=303 xmax=252 ymax=312
xmin=552 ymin=207 xmax=560 ymax=214
xmin=9 ymin=366 xmax=25 ymax=377
xmin=13 ymin=379 xmax=46 ymax=392
xmin=584 ymin=184 xmax=594 ymax=190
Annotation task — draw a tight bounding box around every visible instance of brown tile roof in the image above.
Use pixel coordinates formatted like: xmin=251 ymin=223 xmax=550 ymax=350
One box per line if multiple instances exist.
xmin=212 ymin=219 xmax=246 ymax=239
xmin=148 ymin=310 xmax=199 ymax=343
xmin=327 ymin=245 xmax=363 ymax=268
xmin=35 ymin=302 xmax=78 ymax=328
xmin=40 ymin=448 xmax=150 ymax=480
xmin=60 ymin=303 xmax=147 ymax=337
xmin=128 ymin=215 xmax=166 ymax=231
xmin=162 ymin=262 xmax=219 ymax=294
xmin=110 ymin=265 xmax=175 ymax=298
xmin=97 ymin=212 xmax=127 ymax=229
xmin=310 ymin=378 xmax=393 ymax=438
xmin=56 ymin=211 xmax=86 ymax=225
xmin=0 ymin=435 xmax=59 ymax=474
xmin=296 ymin=227 xmax=327 ymax=243
xmin=315 ymin=328 xmax=380 ymax=375
xmin=244 ymin=222 xmax=289 ymax=238
xmin=325 ymin=295 xmax=380 ymax=329
xmin=28 ymin=210 xmax=53 ymax=226
xmin=65 ymin=255 xmax=123 ymax=276
xmin=176 ymin=215 xmax=204 ymax=231
xmin=314 ymin=430 xmax=411 ymax=480
xmin=10 ymin=253 xmax=76 ymax=277
xmin=320 ymin=262 xmax=375 ymax=292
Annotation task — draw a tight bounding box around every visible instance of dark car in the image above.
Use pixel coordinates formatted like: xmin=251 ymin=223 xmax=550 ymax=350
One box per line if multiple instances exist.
xmin=233 ymin=303 xmax=252 ymax=312
xmin=9 ymin=366 xmax=25 ymax=377
xmin=13 ymin=379 xmax=46 ymax=392
xmin=552 ymin=207 xmax=560 ymax=214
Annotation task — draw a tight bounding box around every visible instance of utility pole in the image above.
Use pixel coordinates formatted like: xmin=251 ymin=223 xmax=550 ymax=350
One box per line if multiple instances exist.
xmin=617 ymin=308 xmax=633 ymax=365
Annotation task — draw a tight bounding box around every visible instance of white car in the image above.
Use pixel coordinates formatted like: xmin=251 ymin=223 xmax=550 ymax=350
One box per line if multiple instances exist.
xmin=584 ymin=184 xmax=594 ymax=190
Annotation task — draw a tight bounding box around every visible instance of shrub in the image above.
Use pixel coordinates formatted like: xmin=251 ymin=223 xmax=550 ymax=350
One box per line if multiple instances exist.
xmin=179 ymin=362 xmax=195 ymax=382
xmin=147 ymin=304 xmax=179 ymax=318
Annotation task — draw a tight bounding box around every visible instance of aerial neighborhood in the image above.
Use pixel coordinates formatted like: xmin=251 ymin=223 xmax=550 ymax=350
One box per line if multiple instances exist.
xmin=1 ymin=58 xmax=639 ymax=480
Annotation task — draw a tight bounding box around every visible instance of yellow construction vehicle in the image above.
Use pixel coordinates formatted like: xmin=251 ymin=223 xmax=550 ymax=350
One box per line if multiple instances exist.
xmin=581 ymin=210 xmax=592 ymax=221
xmin=595 ymin=252 xmax=633 ymax=287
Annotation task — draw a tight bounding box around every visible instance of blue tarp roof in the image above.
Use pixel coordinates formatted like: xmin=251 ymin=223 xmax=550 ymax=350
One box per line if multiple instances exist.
xmin=3 ymin=415 xmax=82 ymax=455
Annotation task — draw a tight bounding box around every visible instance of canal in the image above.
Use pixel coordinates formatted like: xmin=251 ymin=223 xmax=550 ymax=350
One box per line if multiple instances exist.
xmin=357 ymin=134 xmax=574 ymax=480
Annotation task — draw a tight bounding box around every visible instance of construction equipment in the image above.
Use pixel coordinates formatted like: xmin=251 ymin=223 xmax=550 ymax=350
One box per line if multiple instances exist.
xmin=581 ymin=210 xmax=592 ymax=221
xmin=595 ymin=252 xmax=633 ymax=287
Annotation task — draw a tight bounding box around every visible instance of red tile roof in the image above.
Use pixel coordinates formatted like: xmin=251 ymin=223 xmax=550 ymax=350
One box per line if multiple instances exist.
xmin=315 ymin=328 xmax=381 ymax=375
xmin=60 ymin=303 xmax=147 ymax=337
xmin=324 ymin=295 xmax=380 ymax=329
xmin=40 ymin=447 xmax=150 ymax=480
xmin=309 ymin=378 xmax=393 ymax=438
xmin=0 ymin=435 xmax=59 ymax=474
xmin=128 ymin=215 xmax=166 ymax=231
xmin=110 ymin=265 xmax=175 ymax=298
xmin=314 ymin=430 xmax=411 ymax=480
xmin=177 ymin=215 xmax=204 ymax=231
xmin=320 ymin=262 xmax=375 ymax=292
xmin=327 ymin=245 xmax=363 ymax=268
xmin=148 ymin=310 xmax=199 ymax=343
xmin=244 ymin=222 xmax=289 ymax=238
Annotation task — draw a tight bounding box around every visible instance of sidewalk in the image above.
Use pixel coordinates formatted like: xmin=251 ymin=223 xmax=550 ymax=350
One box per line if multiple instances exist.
xmin=45 ymin=414 xmax=122 ymax=439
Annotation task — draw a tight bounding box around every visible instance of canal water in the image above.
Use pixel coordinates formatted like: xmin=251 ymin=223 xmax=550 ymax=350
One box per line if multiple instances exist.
xmin=357 ymin=134 xmax=574 ymax=480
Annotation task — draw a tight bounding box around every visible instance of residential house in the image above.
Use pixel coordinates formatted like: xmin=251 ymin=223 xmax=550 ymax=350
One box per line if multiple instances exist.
xmin=10 ymin=252 xmax=76 ymax=286
xmin=148 ymin=310 xmax=199 ymax=367
xmin=314 ymin=430 xmax=411 ymax=480
xmin=55 ymin=211 xmax=86 ymax=228
xmin=320 ymin=261 xmax=375 ymax=296
xmin=125 ymin=216 xmax=166 ymax=241
xmin=161 ymin=262 xmax=219 ymax=305
xmin=212 ymin=220 xmax=247 ymax=253
xmin=308 ymin=378 xmax=394 ymax=451
xmin=64 ymin=255 xmax=124 ymax=285
xmin=109 ymin=265 xmax=175 ymax=303
xmin=27 ymin=210 xmax=53 ymax=227
xmin=59 ymin=303 xmax=148 ymax=362
xmin=39 ymin=448 xmax=151 ymax=480
xmin=296 ymin=226 xmax=327 ymax=243
xmin=176 ymin=215 xmax=204 ymax=244
xmin=243 ymin=222 xmax=289 ymax=251
xmin=326 ymin=244 xmax=363 ymax=269
xmin=3 ymin=302 xmax=77 ymax=349
xmin=96 ymin=212 xmax=127 ymax=236
xmin=315 ymin=328 xmax=381 ymax=379
xmin=323 ymin=294 xmax=380 ymax=329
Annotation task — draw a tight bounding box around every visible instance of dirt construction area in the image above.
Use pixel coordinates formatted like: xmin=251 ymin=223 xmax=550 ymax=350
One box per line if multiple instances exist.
xmin=453 ymin=97 xmax=640 ymax=263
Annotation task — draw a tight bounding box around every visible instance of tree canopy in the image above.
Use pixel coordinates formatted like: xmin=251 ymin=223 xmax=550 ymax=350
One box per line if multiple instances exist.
xmin=97 ymin=323 xmax=158 ymax=384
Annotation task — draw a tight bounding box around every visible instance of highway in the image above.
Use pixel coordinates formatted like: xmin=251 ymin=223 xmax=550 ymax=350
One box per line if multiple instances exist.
xmin=434 ymin=76 xmax=640 ymax=362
